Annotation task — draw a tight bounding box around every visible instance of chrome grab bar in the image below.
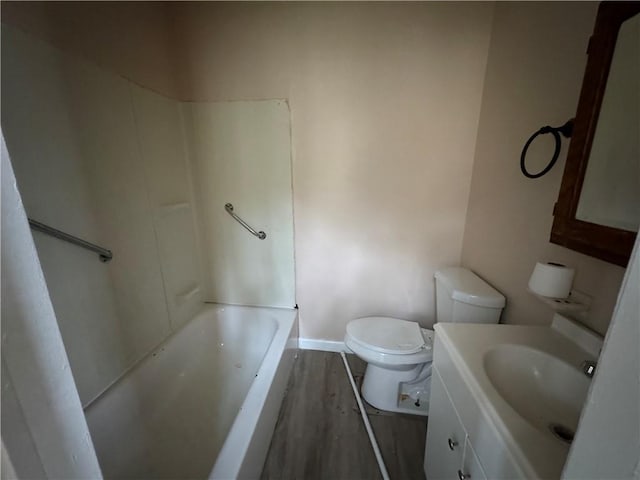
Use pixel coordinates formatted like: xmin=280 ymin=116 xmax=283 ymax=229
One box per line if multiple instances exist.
xmin=28 ymin=218 xmax=113 ymax=262
xmin=224 ymin=203 xmax=267 ymax=240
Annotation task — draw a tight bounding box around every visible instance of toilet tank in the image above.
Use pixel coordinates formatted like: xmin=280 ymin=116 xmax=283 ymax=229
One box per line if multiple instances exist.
xmin=434 ymin=267 xmax=505 ymax=324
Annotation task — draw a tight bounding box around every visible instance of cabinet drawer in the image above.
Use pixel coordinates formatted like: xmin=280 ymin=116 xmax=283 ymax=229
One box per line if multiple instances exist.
xmin=424 ymin=370 xmax=466 ymax=480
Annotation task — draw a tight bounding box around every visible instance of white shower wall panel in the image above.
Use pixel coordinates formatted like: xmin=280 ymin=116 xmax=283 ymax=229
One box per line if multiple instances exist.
xmin=153 ymin=204 xmax=204 ymax=330
xmin=130 ymin=85 xmax=195 ymax=208
xmin=1 ymin=26 xmax=201 ymax=404
xmin=130 ymin=85 xmax=205 ymax=331
xmin=1 ymin=26 xmax=134 ymax=403
xmin=183 ymin=100 xmax=296 ymax=308
xmin=63 ymin=53 xmax=174 ymax=375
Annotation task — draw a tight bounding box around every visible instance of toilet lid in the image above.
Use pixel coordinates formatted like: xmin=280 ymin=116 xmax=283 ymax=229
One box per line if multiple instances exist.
xmin=346 ymin=317 xmax=426 ymax=354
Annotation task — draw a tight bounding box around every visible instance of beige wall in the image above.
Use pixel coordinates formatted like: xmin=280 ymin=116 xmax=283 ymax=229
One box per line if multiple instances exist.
xmin=461 ymin=2 xmax=625 ymax=336
xmin=0 ymin=1 xmax=179 ymax=98
xmin=169 ymin=2 xmax=495 ymax=340
xmin=3 ymin=2 xmax=624 ymax=341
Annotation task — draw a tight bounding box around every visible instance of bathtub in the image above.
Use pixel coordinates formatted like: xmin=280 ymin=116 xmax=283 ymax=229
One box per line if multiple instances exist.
xmin=84 ymin=304 xmax=298 ymax=480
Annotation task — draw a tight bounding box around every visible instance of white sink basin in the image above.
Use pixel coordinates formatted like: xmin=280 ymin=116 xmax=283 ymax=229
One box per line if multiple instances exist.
xmin=483 ymin=344 xmax=590 ymax=440
xmin=433 ymin=315 xmax=602 ymax=479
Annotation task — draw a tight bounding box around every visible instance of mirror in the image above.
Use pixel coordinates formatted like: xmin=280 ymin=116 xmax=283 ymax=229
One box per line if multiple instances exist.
xmin=551 ymin=2 xmax=639 ymax=267
xmin=576 ymin=11 xmax=639 ymax=232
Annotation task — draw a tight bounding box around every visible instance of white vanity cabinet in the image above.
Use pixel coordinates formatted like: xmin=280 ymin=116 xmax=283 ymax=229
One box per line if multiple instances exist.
xmin=424 ymin=330 xmax=525 ymax=480
xmin=424 ymin=370 xmax=486 ymax=480
xmin=425 ymin=319 xmax=603 ymax=480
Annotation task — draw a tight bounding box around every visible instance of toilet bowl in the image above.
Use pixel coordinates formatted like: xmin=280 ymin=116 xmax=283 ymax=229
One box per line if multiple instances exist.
xmin=345 ymin=267 xmax=506 ymax=416
xmin=345 ymin=317 xmax=434 ymax=415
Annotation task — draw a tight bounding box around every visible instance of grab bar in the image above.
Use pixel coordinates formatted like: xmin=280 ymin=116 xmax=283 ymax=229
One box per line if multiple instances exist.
xmin=28 ymin=218 xmax=113 ymax=262
xmin=224 ymin=203 xmax=267 ymax=240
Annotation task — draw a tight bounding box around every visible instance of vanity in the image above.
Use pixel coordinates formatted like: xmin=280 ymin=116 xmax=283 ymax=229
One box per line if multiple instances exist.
xmin=424 ymin=315 xmax=602 ymax=479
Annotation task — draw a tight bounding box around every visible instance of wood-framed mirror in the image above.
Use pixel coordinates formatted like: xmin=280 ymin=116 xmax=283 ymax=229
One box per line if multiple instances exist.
xmin=551 ymin=2 xmax=639 ymax=267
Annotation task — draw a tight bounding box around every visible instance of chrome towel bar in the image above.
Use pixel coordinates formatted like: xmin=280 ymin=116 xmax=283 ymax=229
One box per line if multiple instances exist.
xmin=28 ymin=218 xmax=113 ymax=262
xmin=224 ymin=203 xmax=267 ymax=240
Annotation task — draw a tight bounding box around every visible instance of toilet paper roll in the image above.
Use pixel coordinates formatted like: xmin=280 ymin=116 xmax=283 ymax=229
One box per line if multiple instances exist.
xmin=528 ymin=262 xmax=575 ymax=299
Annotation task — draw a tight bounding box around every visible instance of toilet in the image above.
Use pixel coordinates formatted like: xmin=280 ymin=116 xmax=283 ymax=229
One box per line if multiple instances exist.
xmin=344 ymin=267 xmax=505 ymax=416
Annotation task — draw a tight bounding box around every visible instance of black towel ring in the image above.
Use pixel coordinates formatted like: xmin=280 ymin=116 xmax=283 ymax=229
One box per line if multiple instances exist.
xmin=520 ymin=119 xmax=574 ymax=179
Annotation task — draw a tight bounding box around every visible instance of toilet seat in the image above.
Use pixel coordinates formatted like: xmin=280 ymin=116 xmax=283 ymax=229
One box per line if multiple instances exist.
xmin=345 ymin=317 xmax=434 ymax=366
xmin=346 ymin=317 xmax=426 ymax=354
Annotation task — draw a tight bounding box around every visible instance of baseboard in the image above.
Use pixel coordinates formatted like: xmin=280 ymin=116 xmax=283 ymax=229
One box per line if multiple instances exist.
xmin=298 ymin=338 xmax=352 ymax=353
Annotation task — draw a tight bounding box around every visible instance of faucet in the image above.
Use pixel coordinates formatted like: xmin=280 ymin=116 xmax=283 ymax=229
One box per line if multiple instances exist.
xmin=581 ymin=360 xmax=597 ymax=378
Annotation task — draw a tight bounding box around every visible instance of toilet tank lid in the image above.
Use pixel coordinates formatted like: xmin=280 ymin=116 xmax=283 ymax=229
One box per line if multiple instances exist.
xmin=346 ymin=317 xmax=426 ymax=354
xmin=435 ymin=267 xmax=505 ymax=308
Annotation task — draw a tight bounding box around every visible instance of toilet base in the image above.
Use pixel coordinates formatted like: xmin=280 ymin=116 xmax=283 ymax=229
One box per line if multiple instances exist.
xmin=361 ymin=363 xmax=431 ymax=416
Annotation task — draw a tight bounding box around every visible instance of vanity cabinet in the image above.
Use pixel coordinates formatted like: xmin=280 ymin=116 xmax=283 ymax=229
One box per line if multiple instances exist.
xmin=424 ymin=332 xmax=524 ymax=480
xmin=424 ymin=370 xmax=465 ymax=479
xmin=424 ymin=370 xmax=487 ymax=480
xmin=425 ymin=320 xmax=601 ymax=479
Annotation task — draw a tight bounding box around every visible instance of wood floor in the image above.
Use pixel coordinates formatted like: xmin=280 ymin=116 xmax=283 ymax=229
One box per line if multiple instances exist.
xmin=261 ymin=350 xmax=427 ymax=480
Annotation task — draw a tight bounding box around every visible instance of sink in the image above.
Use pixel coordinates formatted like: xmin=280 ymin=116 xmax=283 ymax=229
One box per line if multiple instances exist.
xmin=434 ymin=318 xmax=603 ymax=478
xmin=483 ymin=344 xmax=590 ymax=441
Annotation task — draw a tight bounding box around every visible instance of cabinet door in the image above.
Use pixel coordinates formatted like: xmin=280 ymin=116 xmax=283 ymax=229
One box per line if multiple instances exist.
xmin=459 ymin=439 xmax=487 ymax=480
xmin=424 ymin=370 xmax=466 ymax=480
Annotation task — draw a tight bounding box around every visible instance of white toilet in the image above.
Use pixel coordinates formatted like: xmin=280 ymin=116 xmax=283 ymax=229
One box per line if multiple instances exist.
xmin=345 ymin=267 xmax=505 ymax=416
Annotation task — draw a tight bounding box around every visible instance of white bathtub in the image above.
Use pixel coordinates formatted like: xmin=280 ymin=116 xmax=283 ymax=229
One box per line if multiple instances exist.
xmin=84 ymin=304 xmax=298 ymax=480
